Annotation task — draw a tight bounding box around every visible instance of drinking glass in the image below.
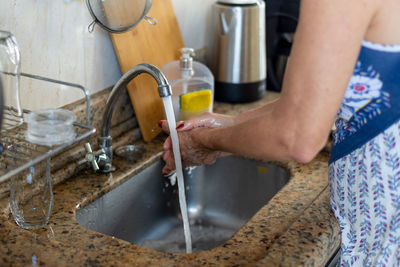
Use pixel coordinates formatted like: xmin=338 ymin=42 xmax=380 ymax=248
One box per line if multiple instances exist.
xmin=0 ymin=30 xmax=23 ymax=131
xmin=10 ymin=158 xmax=53 ymax=229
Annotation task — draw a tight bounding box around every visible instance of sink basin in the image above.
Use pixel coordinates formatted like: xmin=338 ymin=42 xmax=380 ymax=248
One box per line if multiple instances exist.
xmin=76 ymin=156 xmax=290 ymax=253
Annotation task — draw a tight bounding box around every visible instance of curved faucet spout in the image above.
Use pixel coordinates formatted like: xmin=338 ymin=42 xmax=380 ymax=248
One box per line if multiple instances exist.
xmin=101 ymin=63 xmax=171 ymax=138
xmin=93 ymin=63 xmax=171 ymax=173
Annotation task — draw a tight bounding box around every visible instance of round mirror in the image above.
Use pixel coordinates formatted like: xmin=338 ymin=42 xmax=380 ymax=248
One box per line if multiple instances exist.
xmin=86 ymin=0 xmax=156 ymax=33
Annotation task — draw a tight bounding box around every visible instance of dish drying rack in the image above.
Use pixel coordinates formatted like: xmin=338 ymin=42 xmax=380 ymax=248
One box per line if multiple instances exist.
xmin=0 ymin=73 xmax=96 ymax=184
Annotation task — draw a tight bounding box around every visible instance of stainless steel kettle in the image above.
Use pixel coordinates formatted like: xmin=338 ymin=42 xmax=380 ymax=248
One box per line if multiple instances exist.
xmin=208 ymin=0 xmax=266 ymax=103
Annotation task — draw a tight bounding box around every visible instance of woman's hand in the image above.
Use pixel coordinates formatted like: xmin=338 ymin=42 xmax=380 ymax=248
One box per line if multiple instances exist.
xmin=159 ymin=112 xmax=234 ymax=133
xmin=159 ymin=112 xmax=234 ymax=150
xmin=161 ymin=127 xmax=225 ymax=175
xmin=159 ymin=112 xmax=234 ymax=175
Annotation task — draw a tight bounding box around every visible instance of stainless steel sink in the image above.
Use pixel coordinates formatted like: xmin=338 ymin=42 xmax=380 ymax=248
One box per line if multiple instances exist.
xmin=76 ymin=156 xmax=290 ymax=253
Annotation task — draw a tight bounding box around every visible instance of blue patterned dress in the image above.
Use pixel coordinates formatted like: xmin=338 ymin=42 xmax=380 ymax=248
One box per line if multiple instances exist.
xmin=330 ymin=41 xmax=400 ymax=266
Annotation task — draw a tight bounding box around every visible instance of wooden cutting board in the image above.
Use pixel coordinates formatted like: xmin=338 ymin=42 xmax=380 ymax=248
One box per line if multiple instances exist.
xmin=109 ymin=0 xmax=184 ymax=142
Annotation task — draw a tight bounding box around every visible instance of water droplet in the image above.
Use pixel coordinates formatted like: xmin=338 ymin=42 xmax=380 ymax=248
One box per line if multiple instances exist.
xmin=26 ymin=173 xmax=33 ymax=184
xmin=31 ymin=254 xmax=37 ymax=267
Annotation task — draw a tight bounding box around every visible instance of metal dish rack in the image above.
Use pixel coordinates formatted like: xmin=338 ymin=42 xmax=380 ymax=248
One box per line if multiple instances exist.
xmin=0 ymin=73 xmax=96 ymax=184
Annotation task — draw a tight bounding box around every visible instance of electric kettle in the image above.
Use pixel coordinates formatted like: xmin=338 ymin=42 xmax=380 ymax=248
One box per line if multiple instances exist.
xmin=208 ymin=0 xmax=266 ymax=103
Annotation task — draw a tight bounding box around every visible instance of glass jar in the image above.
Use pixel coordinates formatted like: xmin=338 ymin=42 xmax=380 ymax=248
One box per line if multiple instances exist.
xmin=0 ymin=30 xmax=23 ymax=131
xmin=10 ymin=158 xmax=53 ymax=229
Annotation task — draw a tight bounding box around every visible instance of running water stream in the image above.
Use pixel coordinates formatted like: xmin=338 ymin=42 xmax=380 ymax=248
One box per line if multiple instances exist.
xmin=162 ymin=96 xmax=192 ymax=253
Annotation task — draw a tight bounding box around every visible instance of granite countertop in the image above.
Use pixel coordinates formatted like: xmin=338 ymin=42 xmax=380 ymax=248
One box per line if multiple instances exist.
xmin=0 ymin=91 xmax=340 ymax=266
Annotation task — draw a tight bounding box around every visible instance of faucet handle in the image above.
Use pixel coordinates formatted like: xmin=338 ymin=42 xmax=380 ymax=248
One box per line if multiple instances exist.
xmin=78 ymin=143 xmax=106 ymax=171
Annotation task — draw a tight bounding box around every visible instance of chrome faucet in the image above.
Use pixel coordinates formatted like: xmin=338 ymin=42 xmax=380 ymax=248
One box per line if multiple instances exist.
xmin=81 ymin=63 xmax=171 ymax=173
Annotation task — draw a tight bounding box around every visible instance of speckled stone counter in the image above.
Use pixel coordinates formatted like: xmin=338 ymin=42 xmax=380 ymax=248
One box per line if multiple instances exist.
xmin=0 ymin=91 xmax=340 ymax=266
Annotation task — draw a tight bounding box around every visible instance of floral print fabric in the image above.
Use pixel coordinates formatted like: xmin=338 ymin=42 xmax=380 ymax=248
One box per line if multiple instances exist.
xmin=330 ymin=41 xmax=400 ymax=266
xmin=330 ymin=41 xmax=400 ymax=163
xmin=330 ymin=120 xmax=400 ymax=266
xmin=334 ymin=61 xmax=390 ymax=144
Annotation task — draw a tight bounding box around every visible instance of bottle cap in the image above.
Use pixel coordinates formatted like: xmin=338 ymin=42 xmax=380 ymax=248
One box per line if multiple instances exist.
xmin=179 ymin=48 xmax=195 ymax=70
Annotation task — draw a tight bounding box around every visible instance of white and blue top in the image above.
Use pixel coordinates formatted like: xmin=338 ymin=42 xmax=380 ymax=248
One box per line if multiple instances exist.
xmin=330 ymin=41 xmax=400 ymax=266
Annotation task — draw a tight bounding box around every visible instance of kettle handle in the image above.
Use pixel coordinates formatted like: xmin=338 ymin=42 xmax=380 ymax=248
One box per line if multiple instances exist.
xmin=220 ymin=9 xmax=236 ymax=35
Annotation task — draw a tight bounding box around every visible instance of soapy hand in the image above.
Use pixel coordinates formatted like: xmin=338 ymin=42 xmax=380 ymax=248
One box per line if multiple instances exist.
xmin=160 ymin=112 xmax=234 ymax=143
xmin=159 ymin=112 xmax=234 ymax=175
xmin=161 ymin=127 xmax=222 ymax=175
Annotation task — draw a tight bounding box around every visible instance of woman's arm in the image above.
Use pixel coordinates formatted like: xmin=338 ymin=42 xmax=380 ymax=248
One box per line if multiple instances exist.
xmin=204 ymin=0 xmax=377 ymax=160
xmin=162 ymin=0 xmax=379 ymax=173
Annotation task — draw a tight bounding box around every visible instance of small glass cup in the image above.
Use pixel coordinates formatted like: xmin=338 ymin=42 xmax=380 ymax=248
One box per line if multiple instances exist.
xmin=10 ymin=158 xmax=53 ymax=229
xmin=0 ymin=30 xmax=23 ymax=131
xmin=25 ymin=108 xmax=76 ymax=147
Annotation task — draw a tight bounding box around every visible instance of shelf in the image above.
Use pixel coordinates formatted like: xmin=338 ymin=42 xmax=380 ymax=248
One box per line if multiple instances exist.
xmin=0 ymin=72 xmax=96 ymax=184
xmin=0 ymin=108 xmax=96 ymax=184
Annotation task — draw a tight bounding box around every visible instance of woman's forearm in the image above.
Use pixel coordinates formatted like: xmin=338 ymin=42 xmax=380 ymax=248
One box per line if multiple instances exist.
xmin=197 ymin=96 xmax=331 ymax=164
xmin=233 ymin=99 xmax=278 ymax=124
xmin=199 ymin=107 xmax=297 ymax=162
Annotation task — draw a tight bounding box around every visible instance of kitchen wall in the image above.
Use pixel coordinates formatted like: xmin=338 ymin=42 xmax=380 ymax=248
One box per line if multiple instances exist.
xmin=171 ymin=0 xmax=215 ymax=57
xmin=0 ymin=0 xmax=214 ymax=111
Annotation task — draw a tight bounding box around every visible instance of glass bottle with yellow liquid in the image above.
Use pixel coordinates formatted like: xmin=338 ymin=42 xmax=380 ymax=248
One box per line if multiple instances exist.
xmin=162 ymin=48 xmax=214 ymax=121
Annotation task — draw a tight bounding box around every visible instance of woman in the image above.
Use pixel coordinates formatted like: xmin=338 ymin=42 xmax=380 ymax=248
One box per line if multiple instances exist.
xmin=160 ymin=0 xmax=400 ymax=265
